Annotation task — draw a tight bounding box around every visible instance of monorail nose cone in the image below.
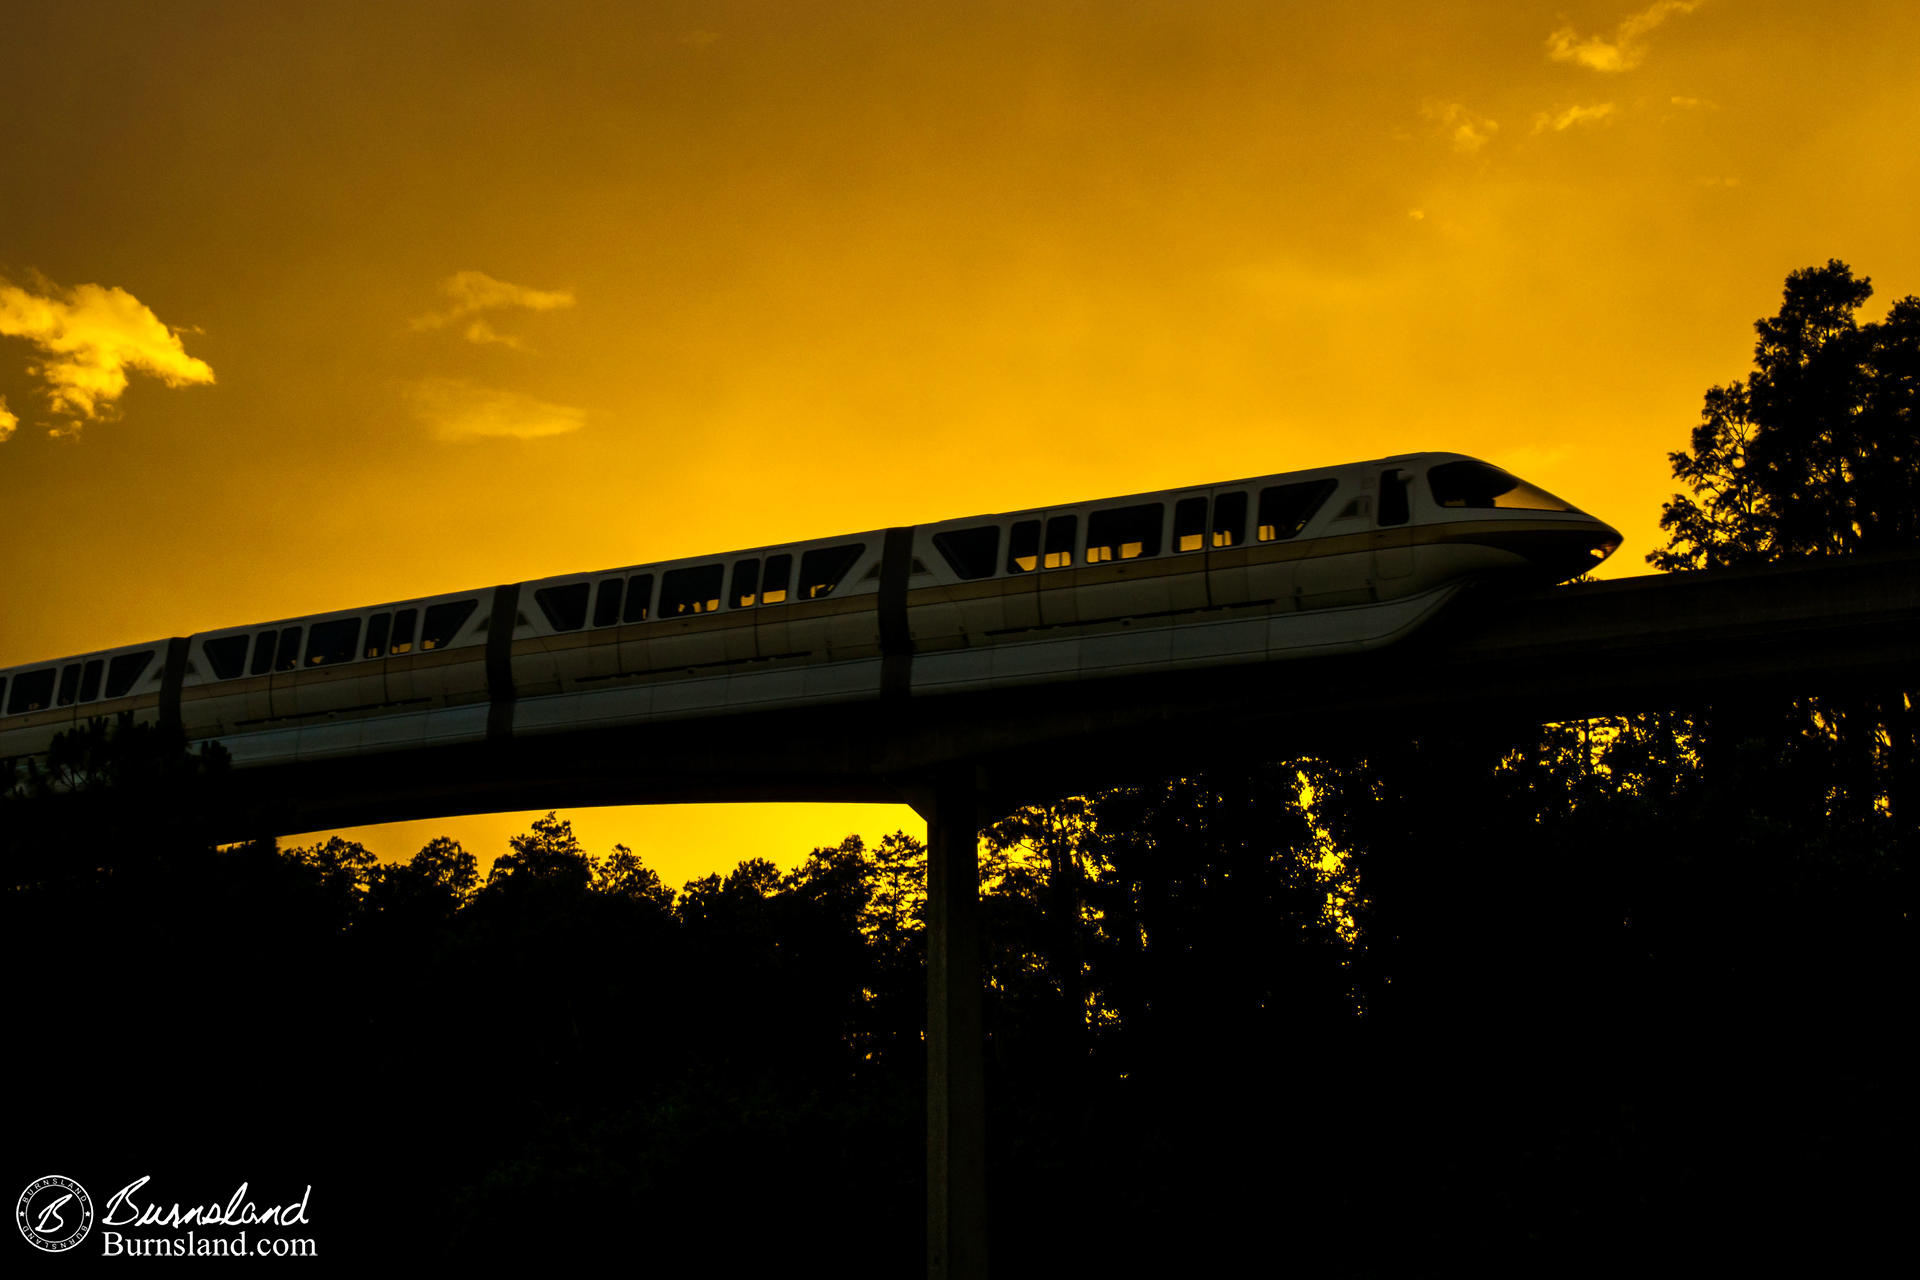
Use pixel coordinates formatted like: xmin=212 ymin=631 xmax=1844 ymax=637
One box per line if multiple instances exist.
xmin=1528 ymin=520 xmax=1622 ymax=582
xmin=1578 ymin=522 xmax=1623 ymax=576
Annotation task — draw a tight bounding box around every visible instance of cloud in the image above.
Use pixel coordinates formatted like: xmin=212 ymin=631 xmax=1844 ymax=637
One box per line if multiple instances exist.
xmin=1547 ymin=1 xmax=1700 ymax=73
xmin=1669 ymin=95 xmax=1716 ymax=110
xmin=0 ymin=275 xmax=215 ymax=437
xmin=1423 ymin=100 xmax=1499 ymax=154
xmin=404 ymin=377 xmax=586 ymax=442
xmin=0 ymin=397 xmax=16 ymax=442
xmin=410 ymin=270 xmax=575 ymax=347
xmin=458 ymin=318 xmax=527 ymax=350
xmin=1532 ymin=102 xmax=1618 ymax=134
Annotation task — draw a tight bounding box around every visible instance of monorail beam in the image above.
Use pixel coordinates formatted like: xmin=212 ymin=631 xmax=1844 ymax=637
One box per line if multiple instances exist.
xmin=191 ymin=552 xmax=1920 ymax=840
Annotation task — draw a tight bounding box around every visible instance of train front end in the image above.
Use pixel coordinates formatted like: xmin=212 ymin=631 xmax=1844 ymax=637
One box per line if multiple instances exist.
xmin=1380 ymin=454 xmax=1621 ymax=586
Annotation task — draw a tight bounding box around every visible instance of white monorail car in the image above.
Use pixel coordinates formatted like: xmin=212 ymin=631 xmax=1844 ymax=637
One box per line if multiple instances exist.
xmin=0 ymin=454 xmax=1620 ymax=769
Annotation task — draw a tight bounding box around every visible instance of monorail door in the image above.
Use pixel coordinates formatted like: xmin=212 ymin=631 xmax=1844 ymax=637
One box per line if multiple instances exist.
xmin=1374 ymin=465 xmax=1415 ymax=587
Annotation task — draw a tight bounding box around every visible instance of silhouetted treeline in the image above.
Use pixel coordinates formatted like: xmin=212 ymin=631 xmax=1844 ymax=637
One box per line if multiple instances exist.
xmin=5 ymin=261 xmax=1913 ymax=1273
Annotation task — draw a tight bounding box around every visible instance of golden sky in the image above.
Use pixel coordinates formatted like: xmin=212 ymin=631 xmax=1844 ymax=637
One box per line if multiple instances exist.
xmin=4 ymin=0 xmax=1917 ymax=882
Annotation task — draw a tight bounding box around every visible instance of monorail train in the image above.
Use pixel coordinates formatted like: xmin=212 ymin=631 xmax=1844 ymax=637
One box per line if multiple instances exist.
xmin=0 ymin=453 xmax=1619 ymax=769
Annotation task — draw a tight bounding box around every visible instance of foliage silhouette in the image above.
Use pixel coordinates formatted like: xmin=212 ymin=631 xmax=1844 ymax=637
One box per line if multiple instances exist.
xmin=1654 ymin=260 xmax=1920 ymax=570
xmin=1652 ymin=259 xmax=1918 ymax=828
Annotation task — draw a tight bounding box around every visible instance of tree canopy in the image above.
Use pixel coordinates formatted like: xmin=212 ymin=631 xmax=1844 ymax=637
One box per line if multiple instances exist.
xmin=1654 ymin=259 xmax=1920 ymax=570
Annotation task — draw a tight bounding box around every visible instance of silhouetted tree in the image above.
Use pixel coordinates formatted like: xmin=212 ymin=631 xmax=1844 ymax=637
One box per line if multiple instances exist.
xmin=412 ymin=834 xmax=480 ymax=899
xmin=485 ymin=810 xmax=592 ymax=891
xmin=1652 ymin=259 xmax=1919 ymax=826
xmin=590 ymin=841 xmax=674 ymax=907
xmin=1655 ymin=260 xmax=1920 ymax=570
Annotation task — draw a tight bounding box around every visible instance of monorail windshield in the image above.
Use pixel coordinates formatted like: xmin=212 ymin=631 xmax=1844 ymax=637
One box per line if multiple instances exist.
xmin=1428 ymin=460 xmax=1577 ymax=513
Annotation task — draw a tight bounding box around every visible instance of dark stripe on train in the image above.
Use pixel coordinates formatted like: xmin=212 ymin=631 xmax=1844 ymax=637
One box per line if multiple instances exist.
xmin=878 ymin=526 xmax=916 ymax=701
xmin=487 ymin=583 xmax=520 ymax=742
xmin=159 ymin=637 xmax=190 ymax=735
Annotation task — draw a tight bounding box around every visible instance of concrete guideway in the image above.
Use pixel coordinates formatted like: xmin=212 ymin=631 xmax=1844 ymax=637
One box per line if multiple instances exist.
xmin=221 ymin=551 xmax=1920 ymax=837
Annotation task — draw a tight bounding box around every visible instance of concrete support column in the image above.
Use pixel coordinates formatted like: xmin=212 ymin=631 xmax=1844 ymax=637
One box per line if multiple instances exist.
xmin=916 ymin=779 xmax=987 ymax=1280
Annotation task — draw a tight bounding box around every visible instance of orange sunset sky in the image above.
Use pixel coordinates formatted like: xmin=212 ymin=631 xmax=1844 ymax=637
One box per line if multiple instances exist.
xmin=4 ymin=0 xmax=1917 ymax=884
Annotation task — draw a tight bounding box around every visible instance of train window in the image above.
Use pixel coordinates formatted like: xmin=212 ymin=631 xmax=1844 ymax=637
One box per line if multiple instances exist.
xmin=934 ymin=526 xmax=1000 ymax=580
xmin=57 ymin=664 xmax=82 ymax=706
xmin=535 ymin=584 xmax=590 ymax=632
xmin=1213 ymin=491 xmax=1248 ymax=547
xmin=106 ymin=651 xmax=157 ymax=698
xmin=1174 ymin=498 xmax=1207 ymax=553
xmin=731 ymin=559 xmax=760 ymax=609
xmin=1257 ymin=479 xmax=1337 ymax=541
xmin=1044 ymin=516 xmax=1076 ymax=569
xmin=1087 ymin=504 xmax=1162 ymax=563
xmin=364 ymin=614 xmax=391 ymax=659
xmin=205 ymin=635 xmax=249 ymax=679
xmin=421 ymin=601 xmax=476 ymax=650
xmin=622 ymin=574 xmax=654 ymax=623
xmin=1428 ymin=460 xmax=1575 ymax=512
xmin=1379 ymin=470 xmax=1411 ymax=527
xmin=391 ymin=609 xmax=418 ymax=654
xmin=762 ymin=555 xmax=791 ymax=605
xmin=799 ymin=544 xmax=865 ymax=599
xmin=7 ymin=668 xmax=53 ymax=714
xmin=307 ymin=618 xmax=361 ymax=666
xmin=1008 ymin=520 xmax=1040 ymax=573
xmin=0 ymin=677 xmax=6 ymax=713
xmin=250 ymin=630 xmax=278 ymax=676
xmin=273 ymin=629 xmax=303 ymax=673
xmin=79 ymin=659 xmax=104 ymax=702
xmin=660 ymin=565 xmax=723 ymax=616
xmin=593 ymin=578 xmax=624 ymax=628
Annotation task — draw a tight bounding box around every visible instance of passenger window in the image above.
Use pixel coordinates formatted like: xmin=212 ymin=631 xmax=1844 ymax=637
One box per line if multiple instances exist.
xmin=79 ymin=659 xmax=104 ymax=702
xmin=1212 ymin=491 xmax=1247 ymax=547
xmin=390 ymin=609 xmax=418 ymax=655
xmin=535 ymin=584 xmax=590 ymax=632
xmin=421 ymin=601 xmax=476 ymax=650
xmin=761 ymin=555 xmax=791 ymax=605
xmin=1044 ymin=516 xmax=1076 ymax=569
xmin=1087 ymin=504 xmax=1162 ymax=563
xmin=205 ymin=635 xmax=248 ymax=678
xmin=106 ymin=651 xmax=157 ymax=697
xmin=1379 ymin=469 xmax=1411 ymax=527
xmin=731 ymin=559 xmax=760 ymax=609
xmin=273 ymin=629 xmax=303 ymax=673
xmin=364 ymin=614 xmax=391 ymax=660
xmin=798 ymin=544 xmax=864 ymax=599
xmin=251 ymin=630 xmax=278 ymax=676
xmin=1008 ymin=520 xmax=1040 ymax=574
xmin=1257 ymin=479 xmax=1337 ymax=541
xmin=56 ymin=664 xmax=81 ymax=706
xmin=8 ymin=668 xmax=54 ymax=714
xmin=1174 ymin=498 xmax=1208 ymax=553
xmin=307 ymin=618 xmax=361 ymax=666
xmin=593 ymin=578 xmax=624 ymax=628
xmin=622 ymin=574 xmax=654 ymax=623
xmin=660 ymin=565 xmax=724 ymax=616
xmin=933 ymin=526 xmax=1001 ymax=580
